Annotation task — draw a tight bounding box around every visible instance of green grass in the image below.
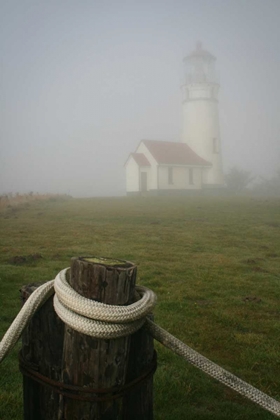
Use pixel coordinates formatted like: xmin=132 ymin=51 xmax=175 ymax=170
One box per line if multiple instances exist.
xmin=0 ymin=195 xmax=280 ymax=419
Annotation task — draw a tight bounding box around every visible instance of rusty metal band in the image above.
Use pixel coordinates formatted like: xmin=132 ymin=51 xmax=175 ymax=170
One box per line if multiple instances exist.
xmin=19 ymin=350 xmax=157 ymax=402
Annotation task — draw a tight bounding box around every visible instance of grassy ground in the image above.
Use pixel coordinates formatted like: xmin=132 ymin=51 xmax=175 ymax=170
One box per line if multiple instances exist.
xmin=0 ymin=195 xmax=279 ymax=419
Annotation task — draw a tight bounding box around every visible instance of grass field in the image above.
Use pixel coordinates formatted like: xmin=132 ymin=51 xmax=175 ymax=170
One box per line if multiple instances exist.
xmin=0 ymin=195 xmax=279 ymax=419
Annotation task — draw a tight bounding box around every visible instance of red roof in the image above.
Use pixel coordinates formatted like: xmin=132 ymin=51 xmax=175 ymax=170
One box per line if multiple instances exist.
xmin=131 ymin=153 xmax=151 ymax=166
xmin=142 ymin=140 xmax=211 ymax=166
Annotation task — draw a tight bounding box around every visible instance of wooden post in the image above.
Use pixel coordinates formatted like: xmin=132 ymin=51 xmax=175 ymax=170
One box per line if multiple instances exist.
xmin=20 ymin=284 xmax=65 ymax=420
xmin=123 ymin=315 xmax=155 ymax=420
xmin=20 ymin=257 xmax=155 ymax=420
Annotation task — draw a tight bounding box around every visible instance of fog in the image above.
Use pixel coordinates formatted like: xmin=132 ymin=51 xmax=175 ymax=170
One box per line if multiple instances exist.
xmin=1 ymin=0 xmax=280 ymax=197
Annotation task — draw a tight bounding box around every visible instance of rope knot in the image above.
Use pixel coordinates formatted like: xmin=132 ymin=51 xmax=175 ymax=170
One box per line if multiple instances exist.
xmin=54 ymin=268 xmax=157 ymax=339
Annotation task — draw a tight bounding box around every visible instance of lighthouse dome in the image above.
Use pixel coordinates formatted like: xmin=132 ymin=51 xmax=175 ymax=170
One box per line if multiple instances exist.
xmin=184 ymin=42 xmax=216 ymax=61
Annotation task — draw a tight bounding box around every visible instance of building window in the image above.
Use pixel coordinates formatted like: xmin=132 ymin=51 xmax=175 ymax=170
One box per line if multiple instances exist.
xmin=168 ymin=167 xmax=173 ymax=184
xmin=189 ymin=168 xmax=194 ymax=185
xmin=213 ymin=138 xmax=219 ymax=153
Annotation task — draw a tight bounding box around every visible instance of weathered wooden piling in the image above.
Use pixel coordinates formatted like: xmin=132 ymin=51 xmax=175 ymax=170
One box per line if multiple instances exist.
xmin=20 ymin=283 xmax=65 ymax=420
xmin=20 ymin=257 xmax=155 ymax=420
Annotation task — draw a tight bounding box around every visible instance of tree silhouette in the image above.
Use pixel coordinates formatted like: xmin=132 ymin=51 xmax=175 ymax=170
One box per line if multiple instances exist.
xmin=225 ymin=167 xmax=254 ymax=193
xmin=253 ymin=169 xmax=280 ymax=196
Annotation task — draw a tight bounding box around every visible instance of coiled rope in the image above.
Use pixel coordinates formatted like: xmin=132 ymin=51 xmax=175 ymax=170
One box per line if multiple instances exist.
xmin=1 ymin=268 xmax=280 ymax=418
xmin=53 ymin=268 xmax=157 ymax=339
xmin=0 ymin=268 xmax=157 ymax=360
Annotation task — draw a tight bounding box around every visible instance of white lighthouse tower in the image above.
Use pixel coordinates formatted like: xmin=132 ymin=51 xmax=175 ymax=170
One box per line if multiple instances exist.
xmin=182 ymin=42 xmax=224 ymax=187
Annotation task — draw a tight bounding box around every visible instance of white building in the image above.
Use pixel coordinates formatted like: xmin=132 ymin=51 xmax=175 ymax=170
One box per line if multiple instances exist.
xmin=125 ymin=43 xmax=225 ymax=195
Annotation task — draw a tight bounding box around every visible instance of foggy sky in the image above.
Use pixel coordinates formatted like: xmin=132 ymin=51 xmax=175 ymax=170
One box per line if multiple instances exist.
xmin=1 ymin=0 xmax=280 ymax=197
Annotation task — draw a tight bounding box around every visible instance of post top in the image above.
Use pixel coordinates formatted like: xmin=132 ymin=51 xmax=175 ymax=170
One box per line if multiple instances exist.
xmin=75 ymin=256 xmax=135 ymax=269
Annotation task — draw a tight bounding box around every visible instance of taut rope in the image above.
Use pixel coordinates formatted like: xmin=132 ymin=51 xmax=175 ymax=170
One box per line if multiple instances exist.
xmin=0 ymin=268 xmax=279 ymax=417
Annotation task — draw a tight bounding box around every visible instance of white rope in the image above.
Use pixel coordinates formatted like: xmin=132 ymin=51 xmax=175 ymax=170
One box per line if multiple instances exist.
xmin=53 ymin=268 xmax=156 ymax=339
xmin=0 ymin=279 xmax=54 ymax=362
xmin=146 ymin=319 xmax=280 ymax=418
xmin=54 ymin=268 xmax=156 ymax=323
xmin=0 ymin=268 xmax=280 ymax=418
xmin=0 ymin=268 xmax=157 ymax=361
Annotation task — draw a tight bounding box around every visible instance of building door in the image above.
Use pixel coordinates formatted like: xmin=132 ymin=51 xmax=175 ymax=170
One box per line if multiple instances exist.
xmin=140 ymin=172 xmax=147 ymax=192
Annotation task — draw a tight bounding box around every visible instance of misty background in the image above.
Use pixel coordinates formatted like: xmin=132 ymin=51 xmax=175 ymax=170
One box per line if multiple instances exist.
xmin=1 ymin=0 xmax=279 ymax=197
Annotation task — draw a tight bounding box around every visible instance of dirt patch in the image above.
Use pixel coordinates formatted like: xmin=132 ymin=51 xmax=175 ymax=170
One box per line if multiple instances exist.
xmin=259 ymin=245 xmax=270 ymax=250
xmin=266 ymin=222 xmax=279 ymax=228
xmin=196 ymin=300 xmax=214 ymax=306
xmin=252 ymin=266 xmax=269 ymax=273
xmin=245 ymin=258 xmax=265 ymax=264
xmin=52 ymin=253 xmax=62 ymax=260
xmin=8 ymin=253 xmax=43 ymax=265
xmin=9 ymin=256 xmax=27 ymax=265
xmin=242 ymin=296 xmax=262 ymax=303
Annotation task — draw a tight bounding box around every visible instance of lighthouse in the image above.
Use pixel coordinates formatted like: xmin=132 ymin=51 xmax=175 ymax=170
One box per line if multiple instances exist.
xmin=182 ymin=42 xmax=224 ymax=187
xmin=125 ymin=43 xmax=225 ymax=195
